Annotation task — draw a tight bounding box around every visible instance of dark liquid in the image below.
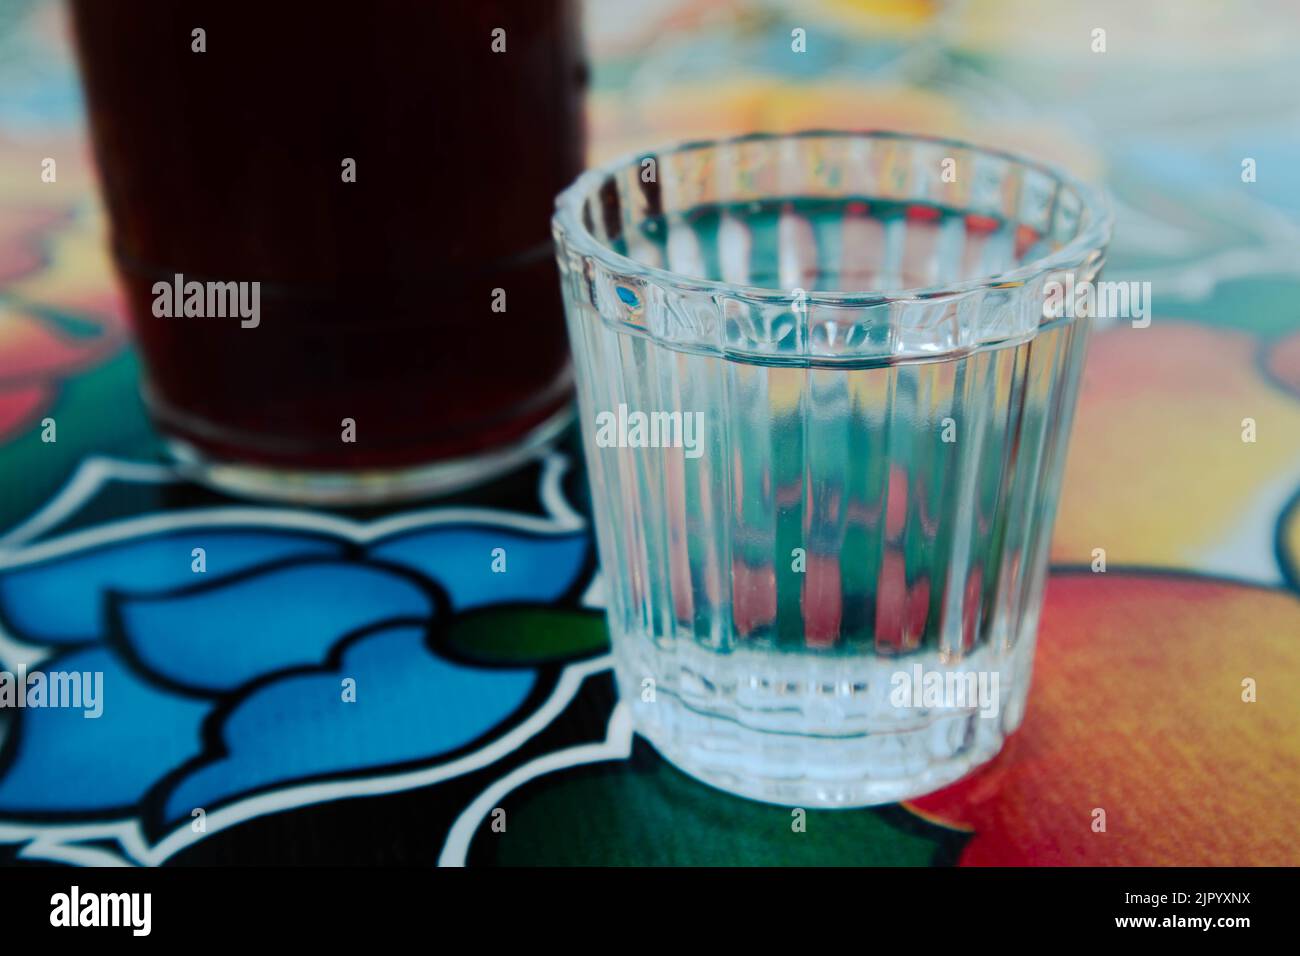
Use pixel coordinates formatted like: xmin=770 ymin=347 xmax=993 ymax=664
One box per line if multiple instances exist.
xmin=69 ymin=0 xmax=585 ymax=470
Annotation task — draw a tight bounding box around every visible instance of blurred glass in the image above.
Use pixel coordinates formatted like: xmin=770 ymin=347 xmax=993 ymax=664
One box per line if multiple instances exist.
xmin=555 ymin=131 xmax=1111 ymax=804
xmin=67 ymin=0 xmax=585 ymax=503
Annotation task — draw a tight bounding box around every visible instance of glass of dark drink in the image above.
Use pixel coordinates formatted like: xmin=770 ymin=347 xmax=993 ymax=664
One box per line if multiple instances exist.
xmin=68 ymin=0 xmax=585 ymax=503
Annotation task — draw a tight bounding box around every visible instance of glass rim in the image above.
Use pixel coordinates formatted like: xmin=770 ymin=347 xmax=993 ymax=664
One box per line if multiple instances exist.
xmin=552 ymin=129 xmax=1114 ymax=306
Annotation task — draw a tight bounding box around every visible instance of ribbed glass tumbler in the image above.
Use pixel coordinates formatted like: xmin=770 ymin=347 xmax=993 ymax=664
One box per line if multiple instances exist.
xmin=553 ymin=131 xmax=1111 ymax=806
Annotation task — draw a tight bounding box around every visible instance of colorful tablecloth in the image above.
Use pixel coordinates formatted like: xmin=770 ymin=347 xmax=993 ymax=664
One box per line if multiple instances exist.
xmin=0 ymin=0 xmax=1297 ymax=866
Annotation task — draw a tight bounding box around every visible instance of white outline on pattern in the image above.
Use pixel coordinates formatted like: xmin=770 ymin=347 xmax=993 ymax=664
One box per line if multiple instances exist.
xmin=0 ymin=451 xmax=616 ymax=867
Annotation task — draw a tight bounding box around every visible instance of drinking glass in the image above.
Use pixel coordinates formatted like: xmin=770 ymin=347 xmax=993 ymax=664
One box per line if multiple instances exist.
xmin=69 ymin=0 xmax=584 ymax=504
xmin=554 ymin=131 xmax=1111 ymax=805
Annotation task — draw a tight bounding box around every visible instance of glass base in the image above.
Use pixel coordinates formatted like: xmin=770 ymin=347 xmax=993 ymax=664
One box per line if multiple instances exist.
xmin=165 ymin=404 xmax=574 ymax=506
xmin=614 ymin=632 xmax=1035 ymax=808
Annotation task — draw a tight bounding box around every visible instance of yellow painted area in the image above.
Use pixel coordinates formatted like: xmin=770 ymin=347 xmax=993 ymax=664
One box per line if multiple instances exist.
xmin=808 ymin=0 xmax=943 ymax=33
xmin=6 ymin=205 xmax=120 ymax=315
xmin=588 ymin=81 xmax=965 ymax=164
xmin=1053 ymin=322 xmax=1300 ymax=568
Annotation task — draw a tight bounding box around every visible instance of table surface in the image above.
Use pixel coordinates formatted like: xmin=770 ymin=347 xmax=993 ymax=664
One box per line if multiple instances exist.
xmin=0 ymin=0 xmax=1298 ymax=866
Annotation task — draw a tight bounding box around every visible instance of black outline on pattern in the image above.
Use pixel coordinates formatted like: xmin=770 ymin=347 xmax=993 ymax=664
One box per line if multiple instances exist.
xmin=0 ymin=520 xmax=596 ymax=844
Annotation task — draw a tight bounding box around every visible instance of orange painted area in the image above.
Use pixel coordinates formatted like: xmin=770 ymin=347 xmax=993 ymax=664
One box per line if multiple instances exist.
xmin=0 ymin=303 xmax=122 ymax=441
xmin=907 ymin=571 xmax=1300 ymax=865
xmin=732 ymin=559 xmax=777 ymax=636
xmin=802 ymin=553 xmax=842 ymax=647
xmin=0 ymin=307 xmax=108 ymax=380
xmin=0 ymin=207 xmax=67 ymax=286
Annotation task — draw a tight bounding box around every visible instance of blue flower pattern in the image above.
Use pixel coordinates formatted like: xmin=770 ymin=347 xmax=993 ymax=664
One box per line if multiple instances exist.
xmin=0 ymin=520 xmax=589 ymax=832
